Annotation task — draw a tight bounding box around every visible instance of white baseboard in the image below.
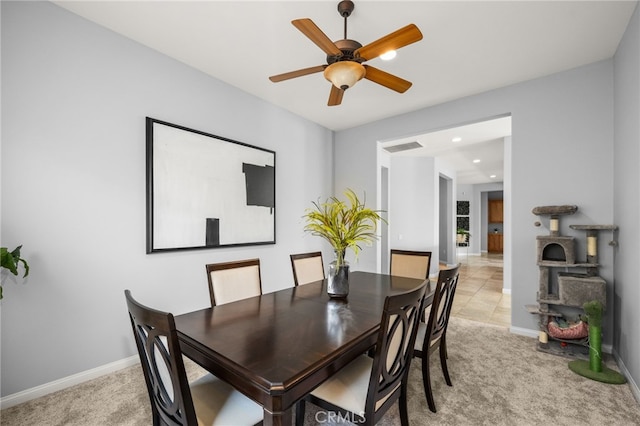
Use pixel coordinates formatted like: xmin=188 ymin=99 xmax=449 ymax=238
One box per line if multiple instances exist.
xmin=509 ymin=325 xmax=539 ymax=339
xmin=502 ymin=288 xmax=511 ymax=295
xmin=0 ymin=355 xmax=139 ymax=410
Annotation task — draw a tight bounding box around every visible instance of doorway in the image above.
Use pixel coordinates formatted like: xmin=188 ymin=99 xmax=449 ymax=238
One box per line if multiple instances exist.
xmin=377 ymin=115 xmax=512 ymax=326
xmin=439 ymin=174 xmax=454 ymax=265
xmin=380 ymin=165 xmax=389 ymax=273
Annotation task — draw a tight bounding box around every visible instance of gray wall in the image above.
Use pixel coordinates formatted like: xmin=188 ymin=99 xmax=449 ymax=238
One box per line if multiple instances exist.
xmin=1 ymin=1 xmax=333 ymax=397
xmin=613 ymin=2 xmax=640 ymax=399
xmin=335 ymin=61 xmax=617 ymax=344
xmin=389 ymin=156 xmax=438 ymax=265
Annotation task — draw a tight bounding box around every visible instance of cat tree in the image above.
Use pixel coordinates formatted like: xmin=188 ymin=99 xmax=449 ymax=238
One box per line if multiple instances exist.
xmin=527 ymin=205 xmax=617 ymax=360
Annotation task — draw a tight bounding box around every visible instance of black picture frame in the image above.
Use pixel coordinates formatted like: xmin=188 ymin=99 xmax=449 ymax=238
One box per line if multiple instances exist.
xmin=146 ymin=118 xmax=276 ymax=253
xmin=456 ymin=201 xmax=470 ymax=216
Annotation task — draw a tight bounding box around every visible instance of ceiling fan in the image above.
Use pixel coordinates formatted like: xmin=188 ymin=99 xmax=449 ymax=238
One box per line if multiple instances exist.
xmin=268 ymin=0 xmax=423 ymax=106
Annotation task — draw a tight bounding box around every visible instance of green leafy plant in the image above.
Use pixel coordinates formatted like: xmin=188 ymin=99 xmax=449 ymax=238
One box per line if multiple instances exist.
xmin=457 ymin=228 xmax=470 ymax=236
xmin=303 ymin=189 xmax=386 ymax=266
xmin=1 ymin=245 xmax=30 ymax=300
xmin=456 ymin=228 xmax=470 ymax=244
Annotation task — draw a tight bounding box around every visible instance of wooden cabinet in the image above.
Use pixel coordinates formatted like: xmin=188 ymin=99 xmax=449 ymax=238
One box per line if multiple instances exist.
xmin=489 ymin=200 xmax=504 ymax=223
xmin=488 ymin=233 xmax=503 ymax=253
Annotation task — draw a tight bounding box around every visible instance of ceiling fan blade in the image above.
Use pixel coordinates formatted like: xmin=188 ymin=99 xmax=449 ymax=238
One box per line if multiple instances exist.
xmin=328 ymin=85 xmax=344 ymax=106
xmin=292 ymin=18 xmax=343 ymax=56
xmin=269 ymin=65 xmax=326 ymax=82
xmin=354 ymin=24 xmax=423 ymax=61
xmin=363 ymin=65 xmax=412 ymax=93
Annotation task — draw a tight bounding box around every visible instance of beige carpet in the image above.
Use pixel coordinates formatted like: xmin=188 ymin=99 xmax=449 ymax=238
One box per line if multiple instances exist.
xmin=2 ymin=317 xmax=639 ymax=425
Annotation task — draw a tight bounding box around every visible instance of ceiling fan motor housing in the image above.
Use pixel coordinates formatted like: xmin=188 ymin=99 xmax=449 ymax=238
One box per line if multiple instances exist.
xmin=327 ymin=39 xmax=363 ymax=64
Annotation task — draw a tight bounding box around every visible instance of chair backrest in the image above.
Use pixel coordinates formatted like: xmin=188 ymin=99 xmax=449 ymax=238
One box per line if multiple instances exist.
xmin=205 ymin=258 xmax=262 ymax=306
xmin=124 ymin=290 xmax=197 ymax=426
xmin=365 ymin=282 xmax=427 ymax=422
xmin=421 ymin=264 xmax=460 ymax=352
xmin=290 ymin=251 xmax=325 ymax=286
xmin=390 ymin=249 xmax=432 ymax=280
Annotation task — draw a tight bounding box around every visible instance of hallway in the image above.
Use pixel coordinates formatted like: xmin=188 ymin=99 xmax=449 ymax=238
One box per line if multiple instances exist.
xmin=450 ymin=253 xmax=510 ymax=327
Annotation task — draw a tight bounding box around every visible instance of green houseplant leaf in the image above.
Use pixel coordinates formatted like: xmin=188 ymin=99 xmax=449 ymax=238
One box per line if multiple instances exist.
xmin=303 ymin=189 xmax=386 ymax=266
xmin=1 ymin=245 xmax=30 ymax=300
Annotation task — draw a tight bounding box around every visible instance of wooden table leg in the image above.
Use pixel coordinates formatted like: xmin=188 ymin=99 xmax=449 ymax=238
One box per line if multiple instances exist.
xmin=263 ymin=407 xmax=292 ymax=426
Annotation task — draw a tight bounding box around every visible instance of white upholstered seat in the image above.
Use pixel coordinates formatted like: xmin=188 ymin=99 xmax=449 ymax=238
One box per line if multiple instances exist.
xmin=308 ymin=355 xmax=372 ymax=414
xmin=190 ymin=375 xmax=264 ymax=425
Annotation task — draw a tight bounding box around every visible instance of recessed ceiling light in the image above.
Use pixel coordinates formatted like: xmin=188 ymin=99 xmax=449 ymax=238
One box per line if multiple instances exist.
xmin=473 ymin=159 xmax=481 ymax=163
xmin=451 ymin=137 xmax=462 ymax=142
xmin=380 ymin=50 xmax=397 ymax=61
xmin=490 ymin=174 xmax=497 ymax=178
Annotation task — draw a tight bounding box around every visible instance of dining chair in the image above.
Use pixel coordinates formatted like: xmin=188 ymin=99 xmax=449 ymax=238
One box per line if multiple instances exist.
xmin=390 ymin=249 xmax=432 ymax=280
xmin=290 ymin=251 xmax=325 ymax=286
xmin=205 ymin=258 xmax=262 ymax=306
xmin=295 ymin=282 xmax=427 ymax=426
xmin=124 ymin=290 xmax=264 ymax=426
xmin=412 ymin=264 xmax=460 ymax=413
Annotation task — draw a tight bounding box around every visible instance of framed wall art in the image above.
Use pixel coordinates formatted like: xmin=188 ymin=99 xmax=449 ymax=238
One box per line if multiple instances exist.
xmin=146 ymin=118 xmax=275 ymax=253
xmin=456 ymin=200 xmax=470 ymax=216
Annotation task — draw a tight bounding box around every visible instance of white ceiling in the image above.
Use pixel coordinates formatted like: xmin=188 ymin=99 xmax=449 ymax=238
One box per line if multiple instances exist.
xmin=52 ymin=0 xmax=636 ymax=184
xmin=380 ymin=115 xmax=512 ymax=184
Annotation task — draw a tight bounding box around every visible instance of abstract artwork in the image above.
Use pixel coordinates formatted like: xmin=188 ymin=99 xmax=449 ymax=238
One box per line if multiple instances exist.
xmin=146 ymin=118 xmax=275 ymax=253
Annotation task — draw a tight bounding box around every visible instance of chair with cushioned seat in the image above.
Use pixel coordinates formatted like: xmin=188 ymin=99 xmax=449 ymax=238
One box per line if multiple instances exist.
xmin=290 ymin=251 xmax=325 ymax=286
xmin=390 ymin=249 xmax=432 ymax=280
xmin=205 ymin=258 xmax=262 ymax=306
xmin=412 ymin=264 xmax=460 ymax=413
xmin=124 ymin=290 xmax=263 ymax=426
xmin=294 ymin=282 xmax=427 ymax=426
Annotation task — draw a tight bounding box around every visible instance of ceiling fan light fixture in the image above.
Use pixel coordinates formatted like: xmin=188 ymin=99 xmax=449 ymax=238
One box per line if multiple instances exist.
xmin=324 ymin=61 xmax=366 ymax=90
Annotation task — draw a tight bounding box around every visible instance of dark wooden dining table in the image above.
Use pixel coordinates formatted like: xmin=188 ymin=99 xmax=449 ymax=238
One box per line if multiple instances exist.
xmin=175 ymin=271 xmax=433 ymax=426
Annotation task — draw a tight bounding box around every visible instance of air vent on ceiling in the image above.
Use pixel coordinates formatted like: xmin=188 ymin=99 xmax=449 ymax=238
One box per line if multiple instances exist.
xmin=383 ymin=141 xmax=422 ymax=153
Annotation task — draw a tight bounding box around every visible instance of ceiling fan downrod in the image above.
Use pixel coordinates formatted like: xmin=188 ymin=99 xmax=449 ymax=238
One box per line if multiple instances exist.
xmin=338 ymin=0 xmax=354 ymax=39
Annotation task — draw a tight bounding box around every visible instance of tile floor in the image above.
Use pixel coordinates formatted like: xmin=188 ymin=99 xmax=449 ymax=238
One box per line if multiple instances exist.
xmin=448 ymin=252 xmax=510 ymax=327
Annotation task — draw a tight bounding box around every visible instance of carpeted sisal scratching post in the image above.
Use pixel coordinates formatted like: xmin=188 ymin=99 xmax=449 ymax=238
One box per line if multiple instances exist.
xmin=568 ymin=300 xmax=626 ymax=384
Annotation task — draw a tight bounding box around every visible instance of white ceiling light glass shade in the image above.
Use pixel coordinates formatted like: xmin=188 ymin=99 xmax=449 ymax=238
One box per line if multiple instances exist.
xmin=324 ymin=62 xmax=366 ymax=90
